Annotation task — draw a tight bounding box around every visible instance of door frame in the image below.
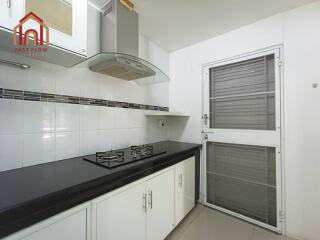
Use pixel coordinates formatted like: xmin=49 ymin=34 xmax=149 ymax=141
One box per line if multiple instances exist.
xmin=200 ymin=45 xmax=285 ymax=234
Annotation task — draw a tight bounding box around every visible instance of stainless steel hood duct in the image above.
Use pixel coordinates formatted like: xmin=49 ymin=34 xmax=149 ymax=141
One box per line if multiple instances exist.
xmin=74 ymin=0 xmax=169 ymax=84
xmin=100 ymin=0 xmax=139 ymax=58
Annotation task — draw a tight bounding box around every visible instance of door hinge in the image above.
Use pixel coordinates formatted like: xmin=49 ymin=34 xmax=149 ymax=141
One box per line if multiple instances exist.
xmin=279 ymin=210 xmax=285 ymax=222
xmin=278 ymin=59 xmax=283 ymax=67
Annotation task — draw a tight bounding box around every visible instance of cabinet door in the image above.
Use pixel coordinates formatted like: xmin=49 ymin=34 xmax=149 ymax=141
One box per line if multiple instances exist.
xmin=22 ymin=210 xmax=87 ymax=240
xmin=4 ymin=203 xmax=90 ymax=240
xmin=146 ymin=169 xmax=175 ymax=240
xmin=0 ymin=0 xmax=24 ymax=30
xmin=95 ymin=182 xmax=147 ymax=240
xmin=23 ymin=0 xmax=87 ymax=55
xmin=175 ymin=157 xmax=195 ymax=225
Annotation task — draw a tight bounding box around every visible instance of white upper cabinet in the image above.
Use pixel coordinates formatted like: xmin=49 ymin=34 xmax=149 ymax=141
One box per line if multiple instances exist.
xmin=175 ymin=157 xmax=196 ymax=225
xmin=0 ymin=0 xmax=24 ymax=30
xmin=0 ymin=0 xmax=87 ymax=56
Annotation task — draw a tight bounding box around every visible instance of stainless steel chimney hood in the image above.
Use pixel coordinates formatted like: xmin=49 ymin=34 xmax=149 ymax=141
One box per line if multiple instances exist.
xmin=73 ymin=0 xmax=170 ymax=85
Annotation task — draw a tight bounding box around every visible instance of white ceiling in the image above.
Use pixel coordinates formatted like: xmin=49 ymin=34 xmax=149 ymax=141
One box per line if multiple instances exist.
xmin=89 ymin=0 xmax=317 ymax=52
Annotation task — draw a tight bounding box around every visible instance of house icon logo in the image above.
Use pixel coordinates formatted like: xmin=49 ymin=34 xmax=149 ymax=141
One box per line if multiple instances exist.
xmin=13 ymin=12 xmax=49 ymax=53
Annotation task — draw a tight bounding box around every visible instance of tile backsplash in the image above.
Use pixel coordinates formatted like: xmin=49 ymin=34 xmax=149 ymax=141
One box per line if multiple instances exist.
xmin=0 ymin=51 xmax=169 ymax=172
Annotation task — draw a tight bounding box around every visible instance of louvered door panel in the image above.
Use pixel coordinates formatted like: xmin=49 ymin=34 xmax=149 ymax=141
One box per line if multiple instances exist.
xmin=206 ymin=142 xmax=277 ymax=227
xmin=209 ymin=55 xmax=275 ymax=130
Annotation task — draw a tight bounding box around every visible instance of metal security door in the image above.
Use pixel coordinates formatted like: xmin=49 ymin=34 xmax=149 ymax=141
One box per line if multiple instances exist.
xmin=202 ymin=47 xmax=283 ymax=233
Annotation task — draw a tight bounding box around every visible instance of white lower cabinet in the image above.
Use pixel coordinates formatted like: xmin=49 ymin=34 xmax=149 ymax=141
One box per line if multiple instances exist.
xmin=3 ymin=158 xmax=195 ymax=240
xmin=175 ymin=157 xmax=196 ymax=225
xmin=92 ymin=168 xmax=175 ymax=240
xmin=4 ymin=202 xmax=91 ymax=240
xmin=146 ymin=169 xmax=175 ymax=240
xmin=94 ymin=181 xmax=147 ymax=240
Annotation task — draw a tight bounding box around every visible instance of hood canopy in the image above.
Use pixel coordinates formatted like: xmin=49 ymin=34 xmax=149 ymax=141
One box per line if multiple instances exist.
xmin=73 ymin=52 xmax=170 ymax=85
xmin=73 ymin=0 xmax=170 ymax=85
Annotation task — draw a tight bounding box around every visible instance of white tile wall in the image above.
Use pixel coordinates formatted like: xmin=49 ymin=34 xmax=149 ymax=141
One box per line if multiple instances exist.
xmin=55 ymin=132 xmax=80 ymax=161
xmin=0 ymin=99 xmax=24 ymax=134
xmin=0 ymin=134 xmax=23 ymax=171
xmin=23 ymin=133 xmax=55 ymax=167
xmin=79 ymin=130 xmax=100 ymax=155
xmin=23 ymin=102 xmax=55 ymax=133
xmin=99 ymin=108 xmax=115 ymax=130
xmin=98 ymin=130 xmax=116 ymax=151
xmin=80 ymin=105 xmax=100 ymax=131
xmin=0 ymin=98 xmax=168 ymax=172
xmin=114 ymin=108 xmax=129 ymax=129
xmin=0 ymin=32 xmax=169 ymax=172
xmin=55 ymin=103 xmax=80 ymax=132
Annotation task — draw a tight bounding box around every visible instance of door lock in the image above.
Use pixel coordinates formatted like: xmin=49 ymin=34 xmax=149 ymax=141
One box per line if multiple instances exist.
xmin=204 ymin=134 xmax=208 ymax=140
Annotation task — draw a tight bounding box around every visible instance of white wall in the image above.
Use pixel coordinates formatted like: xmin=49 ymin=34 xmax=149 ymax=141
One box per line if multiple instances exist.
xmin=169 ymin=2 xmax=320 ymax=240
xmin=283 ymin=3 xmax=320 ymax=240
xmin=0 ymin=4 xmax=170 ymax=172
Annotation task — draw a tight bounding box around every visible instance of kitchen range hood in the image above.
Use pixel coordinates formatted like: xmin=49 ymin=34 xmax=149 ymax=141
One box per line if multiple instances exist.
xmin=74 ymin=0 xmax=170 ymax=85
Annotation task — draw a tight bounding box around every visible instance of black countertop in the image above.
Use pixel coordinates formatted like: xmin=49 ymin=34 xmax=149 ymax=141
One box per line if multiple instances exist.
xmin=0 ymin=141 xmax=201 ymax=238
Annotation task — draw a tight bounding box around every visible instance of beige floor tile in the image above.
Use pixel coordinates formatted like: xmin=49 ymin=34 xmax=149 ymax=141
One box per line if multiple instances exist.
xmin=179 ymin=205 xmax=254 ymax=240
xmin=169 ymin=204 xmax=299 ymax=240
xmin=253 ymin=227 xmax=296 ymax=240
xmin=165 ymin=229 xmax=188 ymax=240
xmin=174 ymin=204 xmax=206 ymax=234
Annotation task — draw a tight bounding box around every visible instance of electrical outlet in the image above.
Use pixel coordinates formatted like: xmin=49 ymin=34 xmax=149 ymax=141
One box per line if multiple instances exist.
xmin=157 ymin=119 xmax=167 ymax=128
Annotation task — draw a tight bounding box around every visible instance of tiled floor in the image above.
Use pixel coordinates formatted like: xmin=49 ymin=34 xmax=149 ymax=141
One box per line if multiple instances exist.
xmin=166 ymin=205 xmax=295 ymax=240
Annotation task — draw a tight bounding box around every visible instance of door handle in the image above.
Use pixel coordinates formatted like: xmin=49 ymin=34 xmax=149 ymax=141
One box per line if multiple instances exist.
xmin=7 ymin=0 xmax=11 ymax=8
xmin=148 ymin=191 xmax=153 ymax=209
xmin=142 ymin=193 xmax=147 ymax=212
xmin=179 ymin=174 xmax=183 ymax=188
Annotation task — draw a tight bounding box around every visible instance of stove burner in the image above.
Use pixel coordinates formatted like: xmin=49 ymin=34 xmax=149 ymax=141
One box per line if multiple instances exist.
xmin=131 ymin=145 xmax=153 ymax=158
xmin=83 ymin=144 xmax=166 ymax=169
xmin=96 ymin=151 xmax=124 ymax=164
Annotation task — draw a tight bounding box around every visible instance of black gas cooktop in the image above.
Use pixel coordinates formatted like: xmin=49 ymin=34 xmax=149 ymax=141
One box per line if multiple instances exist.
xmin=83 ymin=144 xmax=167 ymax=169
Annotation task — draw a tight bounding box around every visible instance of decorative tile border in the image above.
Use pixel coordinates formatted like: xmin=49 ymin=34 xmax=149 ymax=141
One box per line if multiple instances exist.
xmin=0 ymin=88 xmax=169 ymax=112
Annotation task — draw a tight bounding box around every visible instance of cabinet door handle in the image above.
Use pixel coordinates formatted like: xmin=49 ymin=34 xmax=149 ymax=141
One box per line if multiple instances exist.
xmin=148 ymin=191 xmax=153 ymax=209
xmin=179 ymin=174 xmax=183 ymax=188
xmin=7 ymin=0 xmax=11 ymax=8
xmin=142 ymin=193 xmax=147 ymax=212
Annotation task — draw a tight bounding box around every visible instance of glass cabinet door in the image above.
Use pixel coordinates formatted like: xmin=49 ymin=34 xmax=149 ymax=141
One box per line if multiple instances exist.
xmin=23 ymin=0 xmax=87 ymax=55
xmin=25 ymin=0 xmax=73 ymax=36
